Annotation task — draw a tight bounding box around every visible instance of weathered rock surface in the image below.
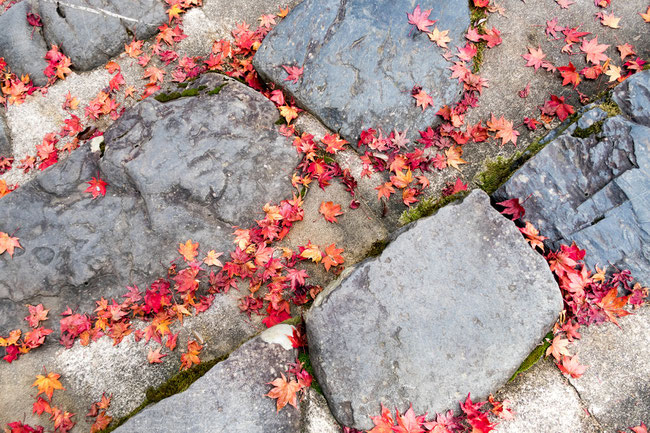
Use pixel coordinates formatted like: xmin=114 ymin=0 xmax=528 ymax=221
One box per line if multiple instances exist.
xmin=494 ymin=359 xmax=601 ymax=433
xmin=568 ymin=306 xmax=650 ymax=432
xmin=0 ymin=1 xmax=50 ymax=86
xmin=495 ymin=71 xmax=650 ymax=285
xmin=0 ymin=113 xmax=10 ymax=157
xmin=112 ymin=325 xmax=339 ymax=433
xmin=0 ymin=75 xmax=300 ymax=335
xmin=253 ymin=0 xmax=469 ymax=144
xmin=0 ymin=0 xmax=166 ymax=85
xmin=306 ymin=190 xmax=563 ymax=430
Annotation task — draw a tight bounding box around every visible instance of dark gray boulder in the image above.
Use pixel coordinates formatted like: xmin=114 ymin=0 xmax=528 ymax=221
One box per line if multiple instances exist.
xmin=0 ymin=0 xmax=166 ymax=85
xmin=306 ymin=190 xmax=563 ymax=430
xmin=495 ymin=71 xmax=650 ymax=285
xmin=0 ymin=1 xmax=50 ymax=86
xmin=33 ymin=0 xmax=166 ymax=71
xmin=253 ymin=0 xmax=469 ymax=144
xmin=0 ymin=75 xmax=300 ymax=335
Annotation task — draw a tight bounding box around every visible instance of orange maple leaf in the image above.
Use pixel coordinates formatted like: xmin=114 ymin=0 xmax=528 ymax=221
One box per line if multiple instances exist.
xmin=412 ymin=89 xmax=433 ymax=111
xmin=26 ymin=304 xmax=49 ymax=328
xmin=0 ymin=231 xmax=22 ymax=258
xmin=180 ymin=340 xmax=203 ymax=370
xmin=322 ymin=243 xmax=345 ymax=272
xmin=375 ymin=182 xmax=396 ymax=200
xmin=204 ymin=250 xmax=224 ymax=267
xmin=178 ymin=239 xmax=199 ymax=262
xmin=265 ymin=373 xmax=301 ymax=412
xmin=319 ymin=201 xmax=343 ymax=223
xmin=445 ymin=146 xmax=467 ymax=170
xmin=279 ymin=105 xmax=299 ymax=123
xmin=90 ymin=412 xmax=112 ymax=433
xmin=33 ymin=371 xmax=64 ymax=400
xmin=557 ymin=355 xmax=587 ymax=378
xmin=597 ymin=287 xmax=631 ymax=327
xmin=545 ymin=335 xmax=570 ymax=361
xmin=519 ymin=221 xmax=547 ymax=251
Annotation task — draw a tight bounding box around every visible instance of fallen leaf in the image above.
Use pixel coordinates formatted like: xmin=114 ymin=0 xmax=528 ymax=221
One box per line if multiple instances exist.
xmin=33 ymin=371 xmax=64 ymax=400
xmin=322 ymin=243 xmax=344 ymax=272
xmin=445 ymin=146 xmax=467 ymax=169
xmin=85 ymin=177 xmax=108 ymax=199
xmin=178 ymin=239 xmax=199 ymax=262
xmin=546 ymin=335 xmax=571 ymax=361
xmin=319 ymin=201 xmax=343 ymax=223
xmin=147 ymin=346 xmax=167 ymax=364
xmin=407 ymin=5 xmax=436 ymax=32
xmin=557 ymin=355 xmax=587 ymax=378
xmin=266 ymin=373 xmax=301 ymax=412
xmin=282 ymin=65 xmax=304 ymax=84
xmin=0 ymin=232 xmax=22 ymax=258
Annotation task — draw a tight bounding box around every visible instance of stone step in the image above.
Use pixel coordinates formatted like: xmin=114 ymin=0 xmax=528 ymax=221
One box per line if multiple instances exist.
xmin=111 ymin=324 xmax=341 ymax=433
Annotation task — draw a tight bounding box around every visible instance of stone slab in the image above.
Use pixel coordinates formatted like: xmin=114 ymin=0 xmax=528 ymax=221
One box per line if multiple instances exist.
xmin=305 ymin=190 xmax=563 ymax=430
xmin=568 ymin=307 xmax=650 ymax=432
xmin=253 ymin=0 xmax=469 ymax=144
xmin=112 ymin=326 xmax=308 ymax=433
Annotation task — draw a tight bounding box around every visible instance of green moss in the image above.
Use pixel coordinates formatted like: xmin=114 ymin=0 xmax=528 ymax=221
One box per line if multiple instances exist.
xmin=177 ymin=82 xmax=189 ymax=88
xmin=572 ymin=120 xmax=604 ymax=138
xmin=100 ymin=357 xmax=224 ymax=432
xmin=154 ymin=92 xmax=181 ymax=103
xmin=365 ymin=239 xmax=389 ymax=258
xmin=598 ymin=98 xmax=621 ymax=118
xmin=399 ymin=191 xmax=469 ymax=226
xmin=298 ymin=352 xmax=323 ymax=395
xmin=208 ymin=84 xmax=227 ymax=95
xmin=468 ymin=0 xmax=488 ymax=73
xmin=180 ymin=88 xmax=200 ymax=97
xmin=510 ymin=332 xmax=553 ymax=381
xmin=476 ymin=156 xmax=516 ymax=195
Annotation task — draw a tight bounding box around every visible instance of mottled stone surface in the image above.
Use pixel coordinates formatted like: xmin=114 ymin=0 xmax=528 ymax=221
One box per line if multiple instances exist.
xmin=112 ymin=327 xmax=304 ymax=433
xmin=253 ymin=0 xmax=469 ymax=144
xmin=568 ymin=306 xmax=650 ymax=432
xmin=495 ymin=71 xmax=650 ymax=285
xmin=0 ymin=0 xmax=166 ymax=85
xmin=494 ymin=359 xmax=601 ymax=433
xmin=0 ymin=76 xmax=300 ymax=335
xmin=0 ymin=113 xmax=10 ymax=157
xmin=306 ymin=190 xmax=563 ymax=430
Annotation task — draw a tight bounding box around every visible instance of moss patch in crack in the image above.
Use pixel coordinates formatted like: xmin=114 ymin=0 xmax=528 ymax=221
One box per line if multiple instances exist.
xmin=510 ymin=331 xmax=553 ymax=381
xmin=208 ymin=83 xmax=226 ymax=95
xmin=399 ymin=191 xmax=469 ymax=226
xmin=298 ymin=351 xmax=323 ymax=395
xmin=573 ymin=120 xmax=604 ymax=138
xmin=364 ymin=239 xmax=389 ymax=258
xmin=468 ymin=0 xmax=488 ymax=73
xmin=154 ymin=91 xmax=182 ymax=103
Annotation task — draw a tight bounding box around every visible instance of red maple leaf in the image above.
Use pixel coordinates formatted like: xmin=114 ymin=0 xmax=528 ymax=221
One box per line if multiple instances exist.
xmin=0 ymin=231 xmax=23 ymax=258
xmin=522 ymin=46 xmax=547 ymax=70
xmin=282 ymin=65 xmax=304 ymax=84
xmin=322 ymin=243 xmax=344 ymax=272
xmin=85 ymin=177 xmax=108 ymax=199
xmin=580 ymin=37 xmax=610 ymax=65
xmin=393 ymin=404 xmax=426 ymax=433
xmin=497 ymin=198 xmax=525 ymax=220
xmin=369 ymin=403 xmax=394 ymax=433
xmin=557 ymin=355 xmax=587 ymax=378
xmin=407 ymin=5 xmax=436 ymax=33
xmin=412 ymin=87 xmax=433 ymax=111
xmin=558 ymin=63 xmax=581 ymax=88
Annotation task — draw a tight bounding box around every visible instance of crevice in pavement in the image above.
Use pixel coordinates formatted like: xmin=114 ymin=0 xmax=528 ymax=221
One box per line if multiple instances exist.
xmin=565 ymin=378 xmax=606 ymax=431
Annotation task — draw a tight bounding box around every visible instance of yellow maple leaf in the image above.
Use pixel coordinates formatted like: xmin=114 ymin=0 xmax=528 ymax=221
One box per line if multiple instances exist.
xmin=33 ymin=371 xmax=64 ymax=400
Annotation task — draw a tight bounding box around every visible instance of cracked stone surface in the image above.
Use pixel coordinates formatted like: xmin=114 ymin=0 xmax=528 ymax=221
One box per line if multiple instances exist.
xmin=494 ymin=70 xmax=650 ymax=285
xmin=111 ymin=325 xmax=339 ymax=433
xmin=494 ymin=358 xmax=601 ymax=433
xmin=0 ymin=75 xmax=300 ymax=335
xmin=0 ymin=113 xmax=10 ymax=157
xmin=0 ymin=0 xmax=166 ymax=85
xmin=567 ymin=306 xmax=650 ymax=432
xmin=305 ymin=190 xmax=563 ymax=430
xmin=253 ymin=0 xmax=469 ymax=145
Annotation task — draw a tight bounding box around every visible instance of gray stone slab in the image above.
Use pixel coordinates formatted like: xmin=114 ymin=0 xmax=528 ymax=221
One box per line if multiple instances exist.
xmin=112 ymin=325 xmax=307 ymax=433
xmin=0 ymin=0 xmax=166 ymax=85
xmin=253 ymin=0 xmax=469 ymax=144
xmin=305 ymin=190 xmax=563 ymax=430
xmin=494 ymin=71 xmax=650 ymax=285
xmin=0 ymin=113 xmax=10 ymax=157
xmin=0 ymin=1 xmax=50 ymax=86
xmin=0 ymin=75 xmax=300 ymax=335
xmin=494 ymin=359 xmax=601 ymax=433
xmin=568 ymin=307 xmax=650 ymax=433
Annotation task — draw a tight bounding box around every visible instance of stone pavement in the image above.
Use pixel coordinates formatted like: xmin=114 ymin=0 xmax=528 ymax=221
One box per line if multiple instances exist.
xmin=0 ymin=0 xmax=648 ymax=432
